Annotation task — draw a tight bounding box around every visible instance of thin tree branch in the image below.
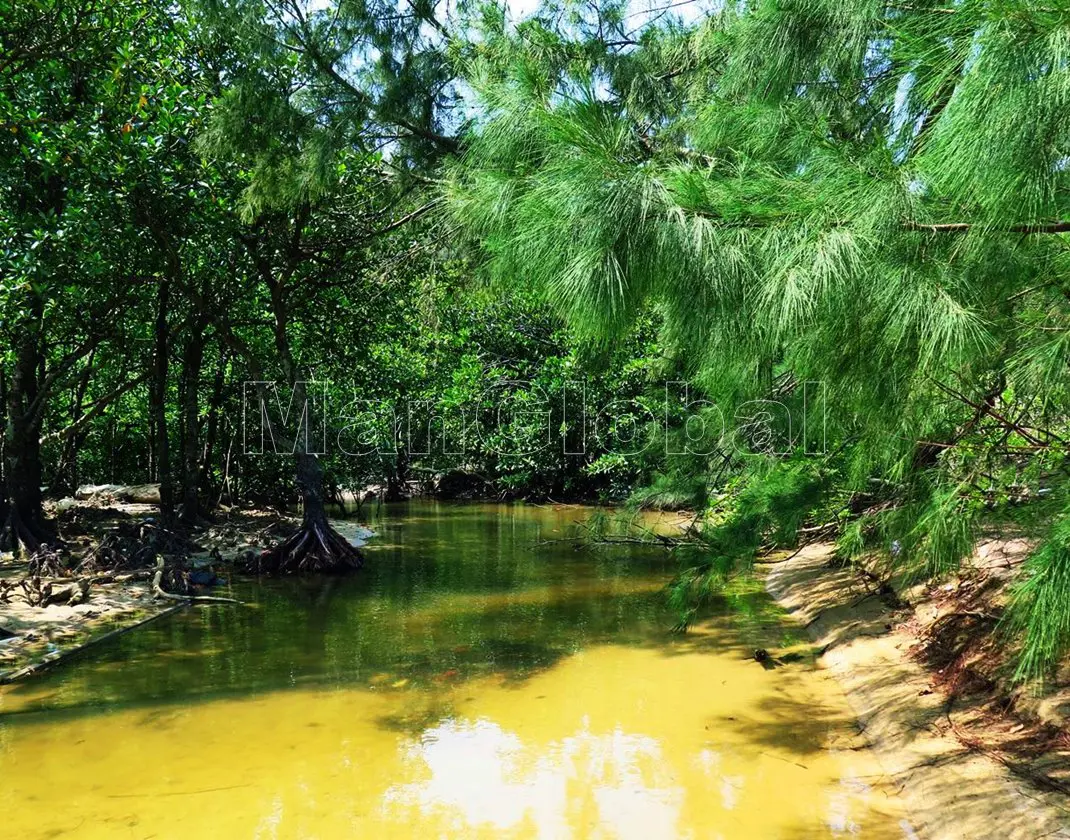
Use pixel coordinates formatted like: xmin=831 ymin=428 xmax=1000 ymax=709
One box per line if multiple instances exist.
xmin=42 ymin=372 xmax=151 ymax=445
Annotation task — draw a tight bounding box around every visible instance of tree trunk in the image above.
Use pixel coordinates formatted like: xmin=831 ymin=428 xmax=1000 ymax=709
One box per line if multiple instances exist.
xmin=2 ymin=292 xmax=47 ymax=554
xmin=253 ymin=373 xmax=362 ymax=574
xmin=386 ymin=449 xmax=409 ymax=501
xmin=178 ymin=321 xmax=206 ymax=523
xmin=297 ymin=450 xmax=327 ymax=527
xmin=255 ymin=444 xmax=362 ymax=573
xmin=52 ymin=351 xmax=95 ymax=495
xmin=0 ymin=365 xmax=7 ymax=528
xmin=251 ymin=250 xmax=361 ymax=575
xmin=200 ymin=346 xmax=227 ymax=497
xmin=151 ymin=280 xmax=174 ymax=521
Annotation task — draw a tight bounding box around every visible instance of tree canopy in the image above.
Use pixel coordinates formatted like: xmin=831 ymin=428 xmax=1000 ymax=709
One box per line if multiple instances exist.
xmin=447 ymin=0 xmax=1070 ymax=679
xmin=2 ymin=0 xmax=1070 ymax=679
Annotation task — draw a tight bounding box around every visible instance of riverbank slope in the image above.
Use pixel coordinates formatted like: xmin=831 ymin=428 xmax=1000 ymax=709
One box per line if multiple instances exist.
xmin=767 ymin=543 xmax=1070 ymax=839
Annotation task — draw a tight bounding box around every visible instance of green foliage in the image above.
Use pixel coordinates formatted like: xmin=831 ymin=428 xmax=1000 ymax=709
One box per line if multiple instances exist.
xmin=448 ymin=1 xmax=1070 ymax=677
xmin=1006 ymin=506 xmax=1070 ymax=684
xmin=4 ymin=0 xmax=1070 ymax=676
xmin=668 ymin=461 xmax=826 ymax=630
xmin=628 ymin=471 xmax=707 ymax=511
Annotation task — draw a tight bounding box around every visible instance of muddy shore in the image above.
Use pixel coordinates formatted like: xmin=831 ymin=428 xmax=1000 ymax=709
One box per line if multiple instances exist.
xmin=0 ymin=574 xmax=177 ymax=682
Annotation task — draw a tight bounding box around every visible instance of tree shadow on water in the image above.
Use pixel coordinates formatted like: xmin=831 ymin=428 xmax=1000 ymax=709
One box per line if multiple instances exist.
xmin=703 ymin=692 xmax=865 ymax=758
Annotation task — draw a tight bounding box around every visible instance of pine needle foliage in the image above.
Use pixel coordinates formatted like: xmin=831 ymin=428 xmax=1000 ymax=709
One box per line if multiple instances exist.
xmin=449 ymin=1 xmax=1070 ymax=680
xmin=1005 ymin=504 xmax=1070 ymax=684
xmin=668 ymin=461 xmax=827 ymax=630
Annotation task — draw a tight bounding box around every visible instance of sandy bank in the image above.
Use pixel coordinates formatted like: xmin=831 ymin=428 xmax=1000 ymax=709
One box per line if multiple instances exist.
xmin=766 ymin=543 xmax=1070 ymax=839
xmin=0 ymin=579 xmax=178 ymax=683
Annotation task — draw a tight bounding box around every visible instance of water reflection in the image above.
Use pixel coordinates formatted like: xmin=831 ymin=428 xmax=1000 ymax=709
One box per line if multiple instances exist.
xmin=1 ymin=502 xmax=687 ymax=717
xmin=385 ymin=719 xmax=681 ymax=839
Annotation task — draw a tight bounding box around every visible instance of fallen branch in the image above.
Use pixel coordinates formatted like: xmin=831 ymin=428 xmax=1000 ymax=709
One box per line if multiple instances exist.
xmin=798 ymin=521 xmax=838 ymax=535
xmin=534 ymin=533 xmax=692 ymax=548
xmin=36 ymin=570 xmax=153 ymax=589
xmin=152 ymin=557 xmax=242 ymax=605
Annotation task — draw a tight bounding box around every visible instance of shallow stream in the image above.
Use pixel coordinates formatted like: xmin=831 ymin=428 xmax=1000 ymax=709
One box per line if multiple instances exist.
xmin=0 ymin=502 xmax=909 ymax=838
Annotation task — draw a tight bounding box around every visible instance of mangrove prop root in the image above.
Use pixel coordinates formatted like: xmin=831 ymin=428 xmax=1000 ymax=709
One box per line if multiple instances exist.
xmin=152 ymin=557 xmax=242 ymax=605
xmin=256 ymin=518 xmax=364 ymax=574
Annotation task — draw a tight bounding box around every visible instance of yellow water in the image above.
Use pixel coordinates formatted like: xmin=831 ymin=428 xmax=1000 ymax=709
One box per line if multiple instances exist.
xmin=0 ymin=503 xmax=908 ymax=838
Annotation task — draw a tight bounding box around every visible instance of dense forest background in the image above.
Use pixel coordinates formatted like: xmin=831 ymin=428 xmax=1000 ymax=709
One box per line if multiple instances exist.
xmin=3 ymin=0 xmax=1070 ymax=680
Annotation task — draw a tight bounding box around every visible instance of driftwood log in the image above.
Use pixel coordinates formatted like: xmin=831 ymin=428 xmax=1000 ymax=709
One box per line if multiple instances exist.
xmin=75 ymin=483 xmax=162 ymax=504
xmin=14 ymin=577 xmax=90 ymax=607
xmin=53 ymin=579 xmax=89 ymax=606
